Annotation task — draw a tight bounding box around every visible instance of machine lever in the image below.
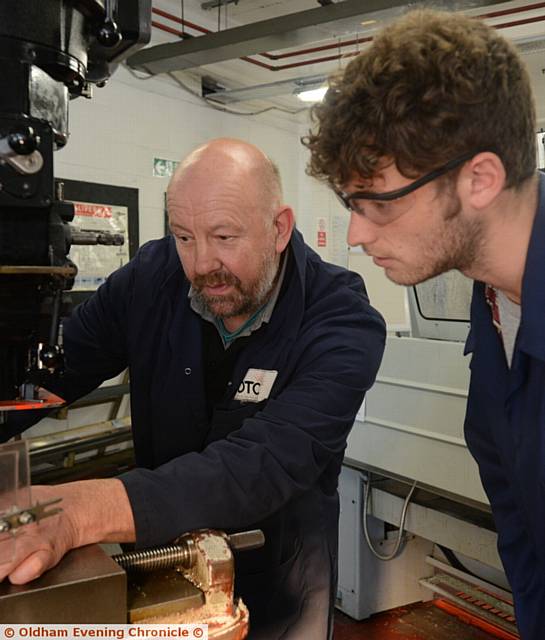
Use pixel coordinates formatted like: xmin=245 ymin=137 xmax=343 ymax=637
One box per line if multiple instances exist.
xmin=227 ymin=529 xmax=265 ymax=552
xmin=69 ymin=227 xmax=124 ymax=246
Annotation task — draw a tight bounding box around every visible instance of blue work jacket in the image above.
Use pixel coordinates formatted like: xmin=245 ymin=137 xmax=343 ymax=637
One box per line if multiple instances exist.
xmin=464 ymin=174 xmax=545 ymax=640
xmin=4 ymin=229 xmax=385 ymax=638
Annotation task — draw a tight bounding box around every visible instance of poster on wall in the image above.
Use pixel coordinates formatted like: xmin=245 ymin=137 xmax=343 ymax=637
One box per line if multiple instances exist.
xmin=58 ymin=179 xmax=139 ymax=306
xmin=70 ymin=201 xmax=129 ymax=291
xmin=330 ymin=211 xmax=349 ymax=268
xmin=153 ymin=157 xmax=179 ymax=178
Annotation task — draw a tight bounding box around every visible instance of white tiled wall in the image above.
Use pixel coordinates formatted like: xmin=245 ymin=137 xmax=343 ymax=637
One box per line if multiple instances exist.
xmin=55 ymin=66 xmax=304 ymax=245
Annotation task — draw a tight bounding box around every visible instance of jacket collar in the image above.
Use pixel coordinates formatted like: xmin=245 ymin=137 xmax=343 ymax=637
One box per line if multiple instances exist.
xmin=518 ymin=172 xmax=545 ymax=361
xmin=285 ymin=227 xmax=307 ymax=298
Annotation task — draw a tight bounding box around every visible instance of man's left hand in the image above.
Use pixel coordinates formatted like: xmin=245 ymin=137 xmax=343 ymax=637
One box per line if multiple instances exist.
xmin=0 ymin=480 xmax=136 ymax=584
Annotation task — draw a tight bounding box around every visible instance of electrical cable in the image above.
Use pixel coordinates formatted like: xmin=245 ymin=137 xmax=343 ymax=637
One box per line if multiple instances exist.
xmin=438 ymin=544 xmax=476 ymax=575
xmin=125 ymin=65 xmax=156 ymax=80
xmin=124 ymin=66 xmax=309 ymax=116
xmin=125 ymin=64 xmax=310 ymax=116
xmin=165 ymin=71 xmax=308 ymax=116
xmin=362 ymin=476 xmax=418 ymax=561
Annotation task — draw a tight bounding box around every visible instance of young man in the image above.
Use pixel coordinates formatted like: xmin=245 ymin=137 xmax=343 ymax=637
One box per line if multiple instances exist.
xmin=304 ymin=10 xmax=544 ymax=639
xmin=0 ymin=139 xmax=385 ymax=639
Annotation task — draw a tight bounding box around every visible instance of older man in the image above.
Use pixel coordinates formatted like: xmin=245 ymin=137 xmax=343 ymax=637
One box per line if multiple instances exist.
xmin=304 ymin=10 xmax=545 ymax=639
xmin=1 ymin=139 xmax=385 ymax=639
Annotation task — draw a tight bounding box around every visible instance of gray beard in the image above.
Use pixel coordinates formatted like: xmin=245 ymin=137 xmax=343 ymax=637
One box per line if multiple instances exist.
xmin=194 ymin=253 xmax=280 ymax=320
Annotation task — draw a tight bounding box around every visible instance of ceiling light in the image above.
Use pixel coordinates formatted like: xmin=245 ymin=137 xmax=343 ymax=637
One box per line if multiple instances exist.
xmin=360 ymin=19 xmax=377 ymax=26
xmin=204 ymin=74 xmax=327 ymax=104
xmin=295 ymin=86 xmax=328 ymax=103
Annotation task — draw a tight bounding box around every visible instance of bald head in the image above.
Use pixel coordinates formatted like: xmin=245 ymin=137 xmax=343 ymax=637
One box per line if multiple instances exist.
xmin=168 ymin=138 xmax=282 ymax=218
xmin=166 ymin=138 xmax=294 ymax=333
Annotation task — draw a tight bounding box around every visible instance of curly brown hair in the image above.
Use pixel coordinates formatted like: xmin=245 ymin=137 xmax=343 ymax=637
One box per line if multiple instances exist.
xmin=302 ymin=9 xmax=536 ymax=190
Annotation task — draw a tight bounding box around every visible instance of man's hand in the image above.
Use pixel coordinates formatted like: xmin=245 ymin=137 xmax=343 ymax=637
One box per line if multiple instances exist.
xmin=0 ymin=479 xmax=135 ymax=585
xmin=0 ymin=491 xmax=76 ymax=584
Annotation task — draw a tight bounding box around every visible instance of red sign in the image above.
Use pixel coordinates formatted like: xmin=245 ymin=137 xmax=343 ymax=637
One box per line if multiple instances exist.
xmin=74 ymin=202 xmax=113 ymax=218
xmin=317 ymin=230 xmax=327 ymax=247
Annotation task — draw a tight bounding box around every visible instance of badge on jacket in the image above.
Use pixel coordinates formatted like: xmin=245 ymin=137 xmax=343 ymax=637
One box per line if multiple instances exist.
xmin=235 ymin=368 xmax=278 ymax=403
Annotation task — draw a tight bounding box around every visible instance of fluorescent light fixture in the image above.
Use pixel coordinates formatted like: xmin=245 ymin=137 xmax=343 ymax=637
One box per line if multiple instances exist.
xmin=204 ymin=74 xmax=327 ymax=104
xmin=296 ymin=86 xmax=328 ymax=103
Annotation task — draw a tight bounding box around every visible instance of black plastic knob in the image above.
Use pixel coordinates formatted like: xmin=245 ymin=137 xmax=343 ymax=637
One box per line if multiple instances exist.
xmin=97 ymin=19 xmax=122 ymax=47
xmin=9 ymin=127 xmax=37 ymax=155
xmin=40 ymin=346 xmax=63 ymax=370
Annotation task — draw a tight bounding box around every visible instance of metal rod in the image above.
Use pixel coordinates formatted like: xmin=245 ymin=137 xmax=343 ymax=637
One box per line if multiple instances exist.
xmin=113 ymin=540 xmax=195 ymax=572
xmin=0 ymin=266 xmax=77 ymax=276
xmin=68 ymin=383 xmax=130 ymax=409
xmin=48 ymin=290 xmax=62 ymax=346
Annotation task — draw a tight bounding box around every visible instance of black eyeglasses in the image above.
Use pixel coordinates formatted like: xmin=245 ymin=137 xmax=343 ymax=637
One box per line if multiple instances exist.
xmin=335 ymin=150 xmax=477 ymax=225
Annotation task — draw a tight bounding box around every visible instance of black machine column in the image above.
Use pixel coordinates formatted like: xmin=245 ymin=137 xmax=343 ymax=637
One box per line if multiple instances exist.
xmin=0 ymin=0 xmax=151 ymax=411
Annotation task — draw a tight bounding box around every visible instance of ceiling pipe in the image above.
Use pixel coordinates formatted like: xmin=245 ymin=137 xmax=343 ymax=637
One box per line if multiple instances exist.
xmin=150 ymin=2 xmax=545 ymax=69
xmin=153 ymin=8 xmax=276 ymax=69
xmin=152 ymin=6 xmax=369 ymax=61
xmin=151 ymin=20 xmax=362 ymax=70
xmin=495 ymin=14 xmax=545 ymax=29
xmin=132 ymin=0 xmax=426 ymax=74
xmin=261 ymin=36 xmax=371 ymax=61
xmin=152 ymin=16 xmax=545 ymax=73
xmin=152 ymin=20 xmax=277 ymax=69
xmin=153 ymin=7 xmax=212 ymax=35
xmin=481 ymin=1 xmax=545 ymax=18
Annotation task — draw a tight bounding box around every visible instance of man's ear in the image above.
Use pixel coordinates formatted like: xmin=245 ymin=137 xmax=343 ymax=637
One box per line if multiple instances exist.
xmin=460 ymin=152 xmax=507 ymax=209
xmin=274 ymin=206 xmax=295 ymax=253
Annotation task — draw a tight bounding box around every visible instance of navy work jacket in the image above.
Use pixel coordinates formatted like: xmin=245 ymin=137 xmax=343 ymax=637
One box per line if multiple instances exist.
xmin=464 ymin=173 xmax=545 ymax=640
xmin=3 ymin=229 xmax=385 ymax=638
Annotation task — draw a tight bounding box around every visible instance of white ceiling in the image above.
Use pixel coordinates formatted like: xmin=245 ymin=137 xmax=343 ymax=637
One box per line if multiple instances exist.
xmin=144 ymin=0 xmax=545 ymax=120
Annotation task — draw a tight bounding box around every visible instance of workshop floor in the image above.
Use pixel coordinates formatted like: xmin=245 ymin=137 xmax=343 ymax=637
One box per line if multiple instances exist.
xmin=334 ymin=601 xmax=515 ymax=640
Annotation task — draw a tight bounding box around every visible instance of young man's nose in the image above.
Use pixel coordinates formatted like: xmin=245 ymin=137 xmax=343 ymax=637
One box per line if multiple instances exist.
xmin=347 ymin=211 xmax=378 ymax=248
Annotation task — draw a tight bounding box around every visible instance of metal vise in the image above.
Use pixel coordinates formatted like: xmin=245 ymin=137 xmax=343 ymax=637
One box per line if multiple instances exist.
xmin=0 ymin=529 xmax=263 ymax=640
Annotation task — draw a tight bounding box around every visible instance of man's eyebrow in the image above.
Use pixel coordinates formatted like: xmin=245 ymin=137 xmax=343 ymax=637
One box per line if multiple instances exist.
xmin=209 ymin=222 xmax=243 ymax=233
xmin=169 ymin=222 xmax=190 ymax=233
xmin=350 ymin=176 xmax=383 ymax=191
xmin=168 ymin=222 xmax=242 ymax=233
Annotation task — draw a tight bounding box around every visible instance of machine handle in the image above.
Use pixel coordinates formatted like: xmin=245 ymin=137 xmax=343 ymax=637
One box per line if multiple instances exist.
xmin=227 ymin=529 xmax=265 ymax=552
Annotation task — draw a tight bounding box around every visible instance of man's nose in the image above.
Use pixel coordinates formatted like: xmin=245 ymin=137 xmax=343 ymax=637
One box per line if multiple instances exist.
xmin=347 ymin=211 xmax=378 ymax=249
xmin=193 ymin=243 xmax=221 ymax=275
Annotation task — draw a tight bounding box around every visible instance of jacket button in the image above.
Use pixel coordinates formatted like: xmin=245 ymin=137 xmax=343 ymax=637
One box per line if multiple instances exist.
xmin=184 ymin=368 xmax=192 ymax=375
